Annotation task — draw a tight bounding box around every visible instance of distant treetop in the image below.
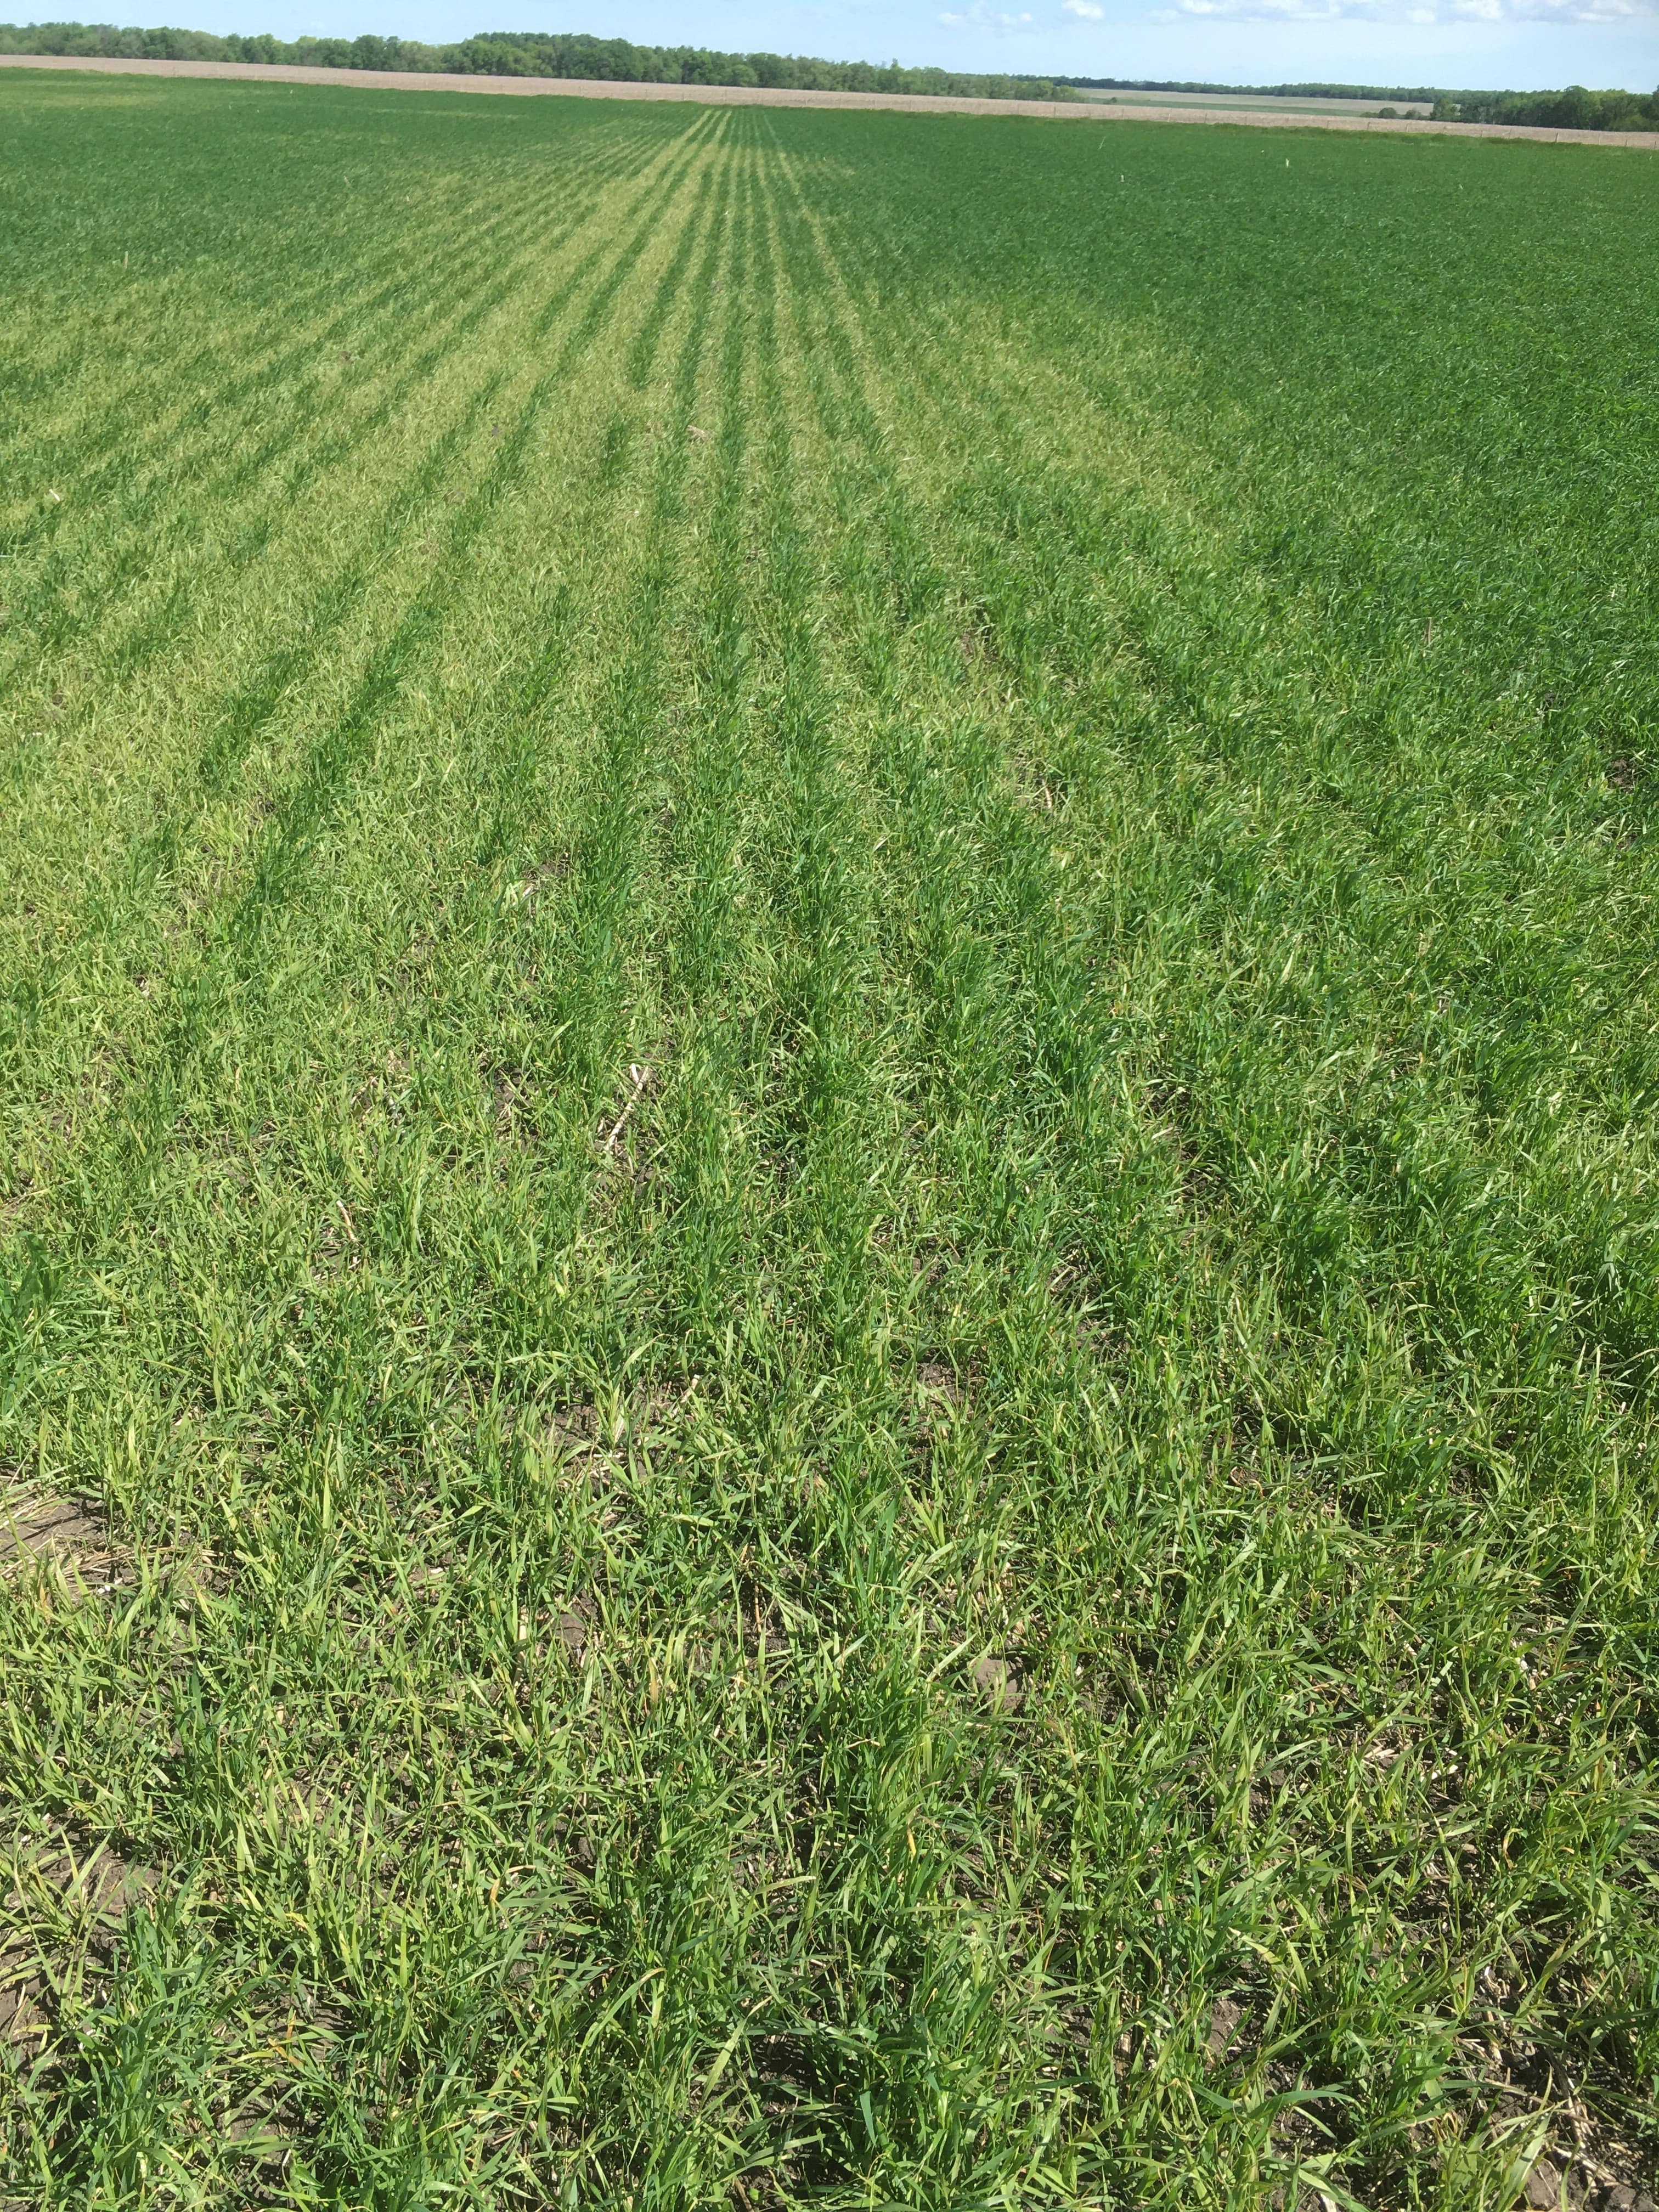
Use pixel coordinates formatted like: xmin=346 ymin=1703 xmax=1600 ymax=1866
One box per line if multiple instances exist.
xmin=0 ymin=20 xmax=1082 ymax=102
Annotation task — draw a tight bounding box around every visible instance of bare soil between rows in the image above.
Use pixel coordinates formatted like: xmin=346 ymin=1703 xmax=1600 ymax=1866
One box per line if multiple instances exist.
xmin=3 ymin=50 xmax=1658 ymax=148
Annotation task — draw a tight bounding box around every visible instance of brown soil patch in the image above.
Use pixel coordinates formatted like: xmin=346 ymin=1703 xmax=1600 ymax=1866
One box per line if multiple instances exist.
xmin=0 ymin=1484 xmax=115 ymax=1589
xmin=2 ymin=1838 xmax=159 ymax=2050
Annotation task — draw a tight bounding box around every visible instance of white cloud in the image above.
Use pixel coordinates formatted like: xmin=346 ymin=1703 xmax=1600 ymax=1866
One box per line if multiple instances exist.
xmin=939 ymin=1 xmax=1036 ymax=24
xmin=1159 ymin=0 xmax=1652 ymax=22
xmin=1063 ymin=1 xmax=1107 ymax=14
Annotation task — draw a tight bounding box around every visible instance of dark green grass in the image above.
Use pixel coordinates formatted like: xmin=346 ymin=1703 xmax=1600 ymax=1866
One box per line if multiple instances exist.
xmin=1 ymin=72 xmax=1657 ymax=2209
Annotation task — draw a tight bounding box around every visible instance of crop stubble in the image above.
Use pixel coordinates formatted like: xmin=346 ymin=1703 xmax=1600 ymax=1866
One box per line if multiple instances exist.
xmin=1 ymin=71 xmax=1657 ymax=2208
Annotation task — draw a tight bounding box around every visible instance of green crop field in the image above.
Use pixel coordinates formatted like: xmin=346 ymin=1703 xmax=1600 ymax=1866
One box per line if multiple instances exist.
xmin=1 ymin=69 xmax=1657 ymax=2210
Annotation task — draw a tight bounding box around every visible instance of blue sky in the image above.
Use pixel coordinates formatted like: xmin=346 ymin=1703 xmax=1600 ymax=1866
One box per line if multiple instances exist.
xmin=229 ymin=0 xmax=1658 ymax=89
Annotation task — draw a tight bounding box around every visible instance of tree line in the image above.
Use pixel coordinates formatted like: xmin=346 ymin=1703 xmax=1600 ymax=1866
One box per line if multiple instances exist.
xmin=1428 ymin=84 xmax=1658 ymax=130
xmin=0 ymin=20 xmax=1081 ymax=101
xmin=1058 ymin=77 xmax=1442 ymax=99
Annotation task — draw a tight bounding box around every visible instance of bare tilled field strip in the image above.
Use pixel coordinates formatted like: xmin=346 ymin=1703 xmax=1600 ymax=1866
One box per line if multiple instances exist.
xmin=3 ymin=50 xmax=1659 ymax=145
xmin=1 ymin=70 xmax=1657 ymax=2207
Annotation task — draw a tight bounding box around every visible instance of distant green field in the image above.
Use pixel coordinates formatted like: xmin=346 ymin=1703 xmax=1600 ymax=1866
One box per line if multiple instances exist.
xmin=2 ymin=70 xmax=1657 ymax=2208
xmin=1081 ymin=89 xmax=1435 ymax=115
